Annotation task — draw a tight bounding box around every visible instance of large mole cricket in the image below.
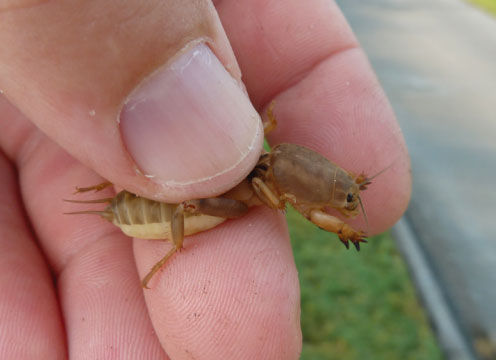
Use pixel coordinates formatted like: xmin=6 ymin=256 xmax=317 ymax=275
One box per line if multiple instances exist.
xmin=67 ymin=103 xmax=378 ymax=288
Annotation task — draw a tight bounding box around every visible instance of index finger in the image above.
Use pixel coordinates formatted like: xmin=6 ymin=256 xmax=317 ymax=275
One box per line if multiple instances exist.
xmin=216 ymin=0 xmax=411 ymax=234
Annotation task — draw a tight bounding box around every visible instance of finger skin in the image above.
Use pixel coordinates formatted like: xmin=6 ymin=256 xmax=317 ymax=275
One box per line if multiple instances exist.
xmin=0 ymin=97 xmax=168 ymax=359
xmin=22 ymin=143 xmax=169 ymax=359
xmin=135 ymin=207 xmax=301 ymax=360
xmin=216 ymin=0 xmax=411 ymax=234
xmin=0 ymin=2 xmax=411 ymax=360
xmin=215 ymin=0 xmax=357 ymax=108
xmin=0 ymin=152 xmax=66 ymax=359
xmin=0 ymin=1 xmax=302 ymax=358
xmin=0 ymin=96 xmax=300 ymax=359
xmin=0 ymin=0 xmax=260 ymax=203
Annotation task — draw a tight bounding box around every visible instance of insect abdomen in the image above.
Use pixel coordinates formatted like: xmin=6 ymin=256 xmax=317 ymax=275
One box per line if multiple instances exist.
xmin=109 ymin=191 xmax=225 ymax=239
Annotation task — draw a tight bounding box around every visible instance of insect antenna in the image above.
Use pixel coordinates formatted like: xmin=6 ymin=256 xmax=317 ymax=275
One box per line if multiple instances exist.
xmin=358 ymin=160 xmax=397 ymax=190
xmin=358 ymin=195 xmax=369 ymax=235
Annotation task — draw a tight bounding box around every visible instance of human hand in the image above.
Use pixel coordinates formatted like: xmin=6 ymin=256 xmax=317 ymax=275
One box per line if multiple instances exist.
xmin=0 ymin=1 xmax=410 ymax=359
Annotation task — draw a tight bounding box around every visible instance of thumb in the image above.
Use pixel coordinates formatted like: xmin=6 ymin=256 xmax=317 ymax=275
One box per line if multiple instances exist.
xmin=0 ymin=1 xmax=263 ymax=202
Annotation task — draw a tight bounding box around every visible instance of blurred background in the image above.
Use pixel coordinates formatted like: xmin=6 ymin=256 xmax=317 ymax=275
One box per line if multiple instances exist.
xmin=294 ymin=0 xmax=496 ymax=359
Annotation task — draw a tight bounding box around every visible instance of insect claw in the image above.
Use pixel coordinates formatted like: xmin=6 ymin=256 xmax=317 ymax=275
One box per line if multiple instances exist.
xmin=352 ymin=241 xmax=361 ymax=251
xmin=361 ymin=239 xmax=368 ymax=244
xmin=341 ymin=240 xmax=350 ymax=250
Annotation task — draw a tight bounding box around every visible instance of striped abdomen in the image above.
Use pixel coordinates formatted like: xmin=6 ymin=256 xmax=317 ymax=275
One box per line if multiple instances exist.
xmin=107 ymin=191 xmax=225 ymax=239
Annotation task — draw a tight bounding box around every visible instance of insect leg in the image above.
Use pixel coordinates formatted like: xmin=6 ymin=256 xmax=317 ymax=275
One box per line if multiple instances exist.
xmin=141 ymin=204 xmax=185 ymax=288
xmin=183 ymin=198 xmax=248 ymax=219
xmin=251 ymin=177 xmax=285 ymax=210
xmin=171 ymin=204 xmax=185 ymax=249
xmin=74 ymin=181 xmax=113 ymax=194
xmin=309 ymin=209 xmax=367 ymax=251
xmin=263 ymin=101 xmax=277 ymax=136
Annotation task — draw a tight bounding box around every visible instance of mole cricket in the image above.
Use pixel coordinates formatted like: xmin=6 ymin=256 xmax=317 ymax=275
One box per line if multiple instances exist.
xmin=66 ymin=103 xmax=382 ymax=288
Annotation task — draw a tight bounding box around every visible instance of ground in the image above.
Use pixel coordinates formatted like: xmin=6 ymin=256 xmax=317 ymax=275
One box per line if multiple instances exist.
xmin=288 ymin=209 xmax=441 ymax=360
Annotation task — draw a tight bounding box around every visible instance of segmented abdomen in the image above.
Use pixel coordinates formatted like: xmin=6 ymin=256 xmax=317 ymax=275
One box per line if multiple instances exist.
xmin=108 ymin=191 xmax=225 ymax=239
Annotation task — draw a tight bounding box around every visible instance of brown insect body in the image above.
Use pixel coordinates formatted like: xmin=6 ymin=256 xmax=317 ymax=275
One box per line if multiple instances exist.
xmin=248 ymin=143 xmax=367 ymax=252
xmin=267 ymin=144 xmax=361 ymax=215
xmin=67 ymin=103 xmax=372 ymax=288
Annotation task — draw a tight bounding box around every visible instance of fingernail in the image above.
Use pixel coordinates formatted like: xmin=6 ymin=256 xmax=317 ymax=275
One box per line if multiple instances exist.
xmin=120 ymin=43 xmax=262 ymax=186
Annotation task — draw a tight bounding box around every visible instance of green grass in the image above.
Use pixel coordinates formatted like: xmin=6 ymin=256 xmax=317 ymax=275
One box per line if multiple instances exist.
xmin=287 ymin=209 xmax=442 ymax=360
xmin=466 ymin=0 xmax=496 ymax=16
